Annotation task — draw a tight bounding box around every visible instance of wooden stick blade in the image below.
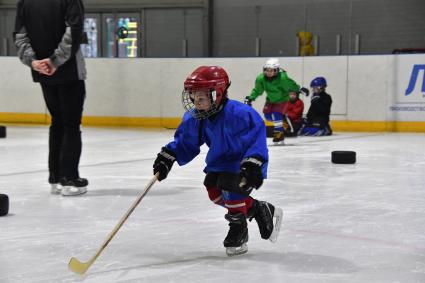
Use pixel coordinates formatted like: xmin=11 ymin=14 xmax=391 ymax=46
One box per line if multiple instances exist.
xmin=68 ymin=257 xmax=92 ymax=275
xmin=68 ymin=174 xmax=159 ymax=275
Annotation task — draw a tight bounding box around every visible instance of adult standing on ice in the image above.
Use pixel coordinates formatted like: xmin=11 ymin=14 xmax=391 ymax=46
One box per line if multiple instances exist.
xmin=14 ymin=0 xmax=88 ymax=196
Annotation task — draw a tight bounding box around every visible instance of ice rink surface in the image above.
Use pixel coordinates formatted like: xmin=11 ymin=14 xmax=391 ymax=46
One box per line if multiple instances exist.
xmin=0 ymin=126 xmax=424 ymax=283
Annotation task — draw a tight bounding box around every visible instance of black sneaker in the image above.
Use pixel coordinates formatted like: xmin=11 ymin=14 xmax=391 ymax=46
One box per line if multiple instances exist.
xmin=48 ymin=175 xmax=60 ymax=184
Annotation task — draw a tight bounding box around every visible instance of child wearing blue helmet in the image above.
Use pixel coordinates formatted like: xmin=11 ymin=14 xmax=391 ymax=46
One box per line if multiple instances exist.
xmin=299 ymin=77 xmax=333 ymax=136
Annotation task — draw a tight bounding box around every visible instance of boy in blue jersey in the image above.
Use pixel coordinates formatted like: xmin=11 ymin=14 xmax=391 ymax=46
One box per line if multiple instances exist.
xmin=152 ymin=66 xmax=283 ymax=256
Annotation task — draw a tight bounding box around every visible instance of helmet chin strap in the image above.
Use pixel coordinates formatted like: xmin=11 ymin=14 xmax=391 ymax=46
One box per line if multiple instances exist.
xmin=216 ymin=100 xmax=225 ymax=112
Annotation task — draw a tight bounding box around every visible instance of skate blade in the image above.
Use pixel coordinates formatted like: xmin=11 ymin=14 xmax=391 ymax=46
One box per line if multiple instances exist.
xmin=226 ymin=244 xmax=248 ymax=257
xmin=269 ymin=207 xmax=283 ymax=243
xmin=61 ymin=186 xmax=87 ymax=196
xmin=50 ymin=184 xmax=62 ymax=195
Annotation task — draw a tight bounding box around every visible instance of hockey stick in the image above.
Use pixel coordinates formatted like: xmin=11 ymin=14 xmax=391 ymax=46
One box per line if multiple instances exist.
xmin=68 ymin=173 xmax=159 ymax=275
xmin=284 ymin=115 xmax=294 ymax=133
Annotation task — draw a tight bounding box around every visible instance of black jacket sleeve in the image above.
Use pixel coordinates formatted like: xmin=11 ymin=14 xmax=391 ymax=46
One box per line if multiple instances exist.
xmin=49 ymin=0 xmax=84 ymax=67
xmin=14 ymin=0 xmax=37 ymax=67
xmin=66 ymin=0 xmax=85 ymax=53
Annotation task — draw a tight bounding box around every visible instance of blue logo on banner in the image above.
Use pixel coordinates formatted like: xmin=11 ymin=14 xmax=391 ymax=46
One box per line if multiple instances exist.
xmin=405 ymin=64 xmax=425 ymax=96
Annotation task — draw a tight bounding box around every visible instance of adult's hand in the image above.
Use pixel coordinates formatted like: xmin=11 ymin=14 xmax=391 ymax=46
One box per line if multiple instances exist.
xmin=31 ymin=60 xmax=50 ymax=75
xmin=40 ymin=58 xmax=57 ymax=76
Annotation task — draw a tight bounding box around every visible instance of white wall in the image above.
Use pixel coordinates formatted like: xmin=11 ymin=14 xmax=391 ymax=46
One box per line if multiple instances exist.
xmin=1 ymin=54 xmax=425 ymax=123
xmin=0 ymin=57 xmax=46 ymax=114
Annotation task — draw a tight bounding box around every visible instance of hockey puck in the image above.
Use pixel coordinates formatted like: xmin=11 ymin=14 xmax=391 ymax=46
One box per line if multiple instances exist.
xmin=331 ymin=151 xmax=356 ymax=164
xmin=0 ymin=126 xmax=6 ymax=138
xmin=0 ymin=194 xmax=9 ymax=216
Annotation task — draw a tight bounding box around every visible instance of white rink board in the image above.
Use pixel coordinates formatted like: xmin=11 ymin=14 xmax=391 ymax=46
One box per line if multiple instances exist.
xmin=0 ymin=57 xmax=45 ymax=113
xmin=302 ymin=56 xmax=348 ymax=115
xmin=0 ymin=54 xmax=424 ymax=122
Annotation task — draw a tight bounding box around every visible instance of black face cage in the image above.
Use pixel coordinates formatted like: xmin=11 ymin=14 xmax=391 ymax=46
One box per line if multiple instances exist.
xmin=263 ymin=67 xmax=280 ymax=73
xmin=312 ymin=86 xmax=326 ymax=93
xmin=182 ymin=89 xmax=220 ymax=120
xmin=263 ymin=68 xmax=280 ymax=80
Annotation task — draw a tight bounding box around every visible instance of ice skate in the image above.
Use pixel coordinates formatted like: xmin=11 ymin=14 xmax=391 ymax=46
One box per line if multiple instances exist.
xmin=248 ymin=200 xmax=283 ymax=243
xmin=60 ymin=177 xmax=88 ymax=196
xmin=50 ymin=183 xmax=62 ymax=195
xmin=272 ymin=131 xmax=285 ymax=146
xmin=49 ymin=175 xmax=61 ymax=195
xmin=223 ymin=213 xmax=248 ymax=256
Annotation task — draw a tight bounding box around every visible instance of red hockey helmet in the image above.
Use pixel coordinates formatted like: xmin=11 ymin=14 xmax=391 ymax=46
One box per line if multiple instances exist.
xmin=182 ymin=66 xmax=231 ymax=119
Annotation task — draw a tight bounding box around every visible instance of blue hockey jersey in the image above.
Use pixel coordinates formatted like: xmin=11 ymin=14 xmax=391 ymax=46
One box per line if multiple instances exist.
xmin=165 ymin=99 xmax=269 ymax=178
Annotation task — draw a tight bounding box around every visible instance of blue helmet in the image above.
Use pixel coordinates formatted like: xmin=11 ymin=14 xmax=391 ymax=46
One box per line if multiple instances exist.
xmin=310 ymin=77 xmax=327 ymax=88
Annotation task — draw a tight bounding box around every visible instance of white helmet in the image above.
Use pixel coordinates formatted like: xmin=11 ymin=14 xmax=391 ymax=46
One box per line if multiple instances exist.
xmin=263 ymin=58 xmax=280 ymax=70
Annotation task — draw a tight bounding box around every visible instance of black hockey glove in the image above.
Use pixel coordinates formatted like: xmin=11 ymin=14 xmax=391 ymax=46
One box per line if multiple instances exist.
xmin=244 ymin=96 xmax=253 ymax=106
xmin=153 ymin=147 xmax=176 ymax=181
xmin=239 ymin=157 xmax=264 ymax=194
xmin=300 ymin=87 xmax=310 ymax=97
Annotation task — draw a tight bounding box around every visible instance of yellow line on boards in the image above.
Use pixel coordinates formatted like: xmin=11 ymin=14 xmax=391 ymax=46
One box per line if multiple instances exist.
xmin=330 ymin=121 xmax=425 ymax=132
xmin=1 ymin=113 xmax=425 ymax=132
xmin=0 ymin=113 xmax=50 ymax=124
